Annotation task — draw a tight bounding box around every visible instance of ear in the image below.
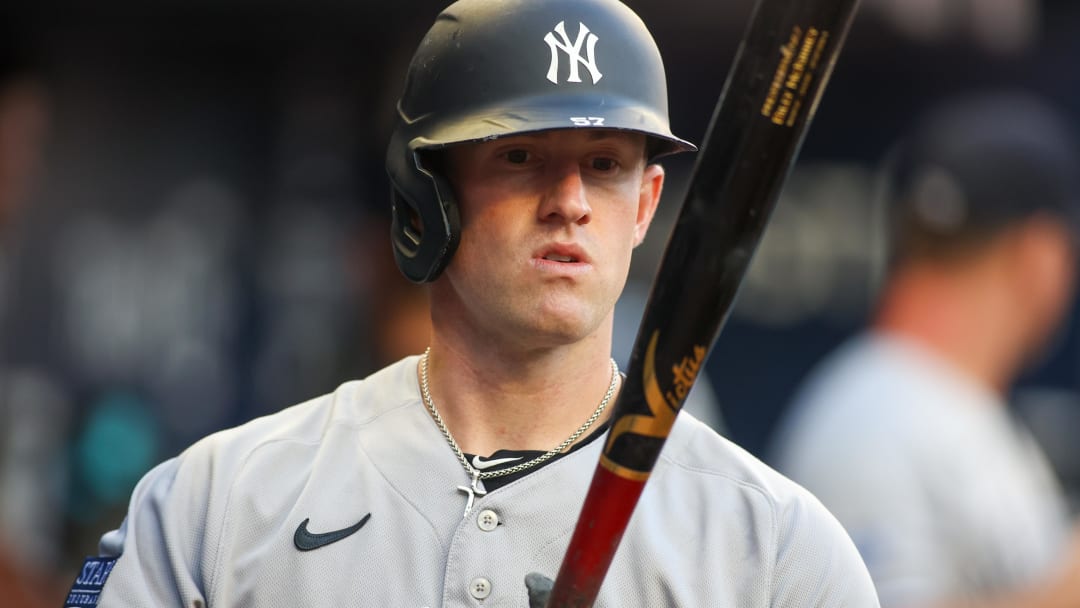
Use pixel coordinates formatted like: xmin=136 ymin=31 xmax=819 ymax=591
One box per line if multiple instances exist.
xmin=1015 ymin=216 xmax=1077 ymax=326
xmin=633 ymin=163 xmax=665 ymax=247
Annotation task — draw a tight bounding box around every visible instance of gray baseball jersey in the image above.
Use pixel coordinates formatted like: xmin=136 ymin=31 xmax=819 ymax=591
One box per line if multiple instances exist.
xmin=73 ymin=356 xmax=878 ymax=607
xmin=772 ymin=333 xmax=1072 ymax=606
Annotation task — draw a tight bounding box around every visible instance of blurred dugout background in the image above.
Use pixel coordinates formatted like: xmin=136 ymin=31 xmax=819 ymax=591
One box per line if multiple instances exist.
xmin=1 ymin=0 xmax=1079 ymax=603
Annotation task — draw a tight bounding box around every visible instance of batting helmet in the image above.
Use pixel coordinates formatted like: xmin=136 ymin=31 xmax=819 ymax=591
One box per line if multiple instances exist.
xmin=386 ymin=0 xmax=696 ymax=283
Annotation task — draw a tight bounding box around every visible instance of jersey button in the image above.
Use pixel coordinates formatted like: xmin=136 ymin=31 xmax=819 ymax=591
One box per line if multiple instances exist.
xmin=477 ymin=509 xmax=499 ymax=531
xmin=469 ymin=577 xmax=492 ymax=600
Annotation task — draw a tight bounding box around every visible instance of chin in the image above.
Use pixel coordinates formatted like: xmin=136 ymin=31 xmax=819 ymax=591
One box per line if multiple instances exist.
xmin=523 ymin=318 xmax=591 ymax=345
xmin=521 ymin=306 xmax=608 ymax=347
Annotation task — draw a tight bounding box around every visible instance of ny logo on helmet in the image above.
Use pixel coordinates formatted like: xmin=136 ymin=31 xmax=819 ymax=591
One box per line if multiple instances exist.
xmin=544 ymin=21 xmax=603 ymax=85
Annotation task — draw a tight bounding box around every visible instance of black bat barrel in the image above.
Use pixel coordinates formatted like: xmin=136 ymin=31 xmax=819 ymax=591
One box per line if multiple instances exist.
xmin=546 ymin=1 xmax=862 ymax=605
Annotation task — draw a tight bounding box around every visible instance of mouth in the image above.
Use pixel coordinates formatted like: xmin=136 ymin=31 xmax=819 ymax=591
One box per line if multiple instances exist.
xmin=535 ymin=243 xmax=590 ymax=265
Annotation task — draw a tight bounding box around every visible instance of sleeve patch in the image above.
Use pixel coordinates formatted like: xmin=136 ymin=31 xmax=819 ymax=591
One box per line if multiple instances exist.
xmin=65 ymin=556 xmax=118 ymax=607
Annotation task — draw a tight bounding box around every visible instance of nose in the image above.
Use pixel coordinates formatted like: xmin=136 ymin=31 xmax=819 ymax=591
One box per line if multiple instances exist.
xmin=538 ymin=161 xmax=591 ymax=226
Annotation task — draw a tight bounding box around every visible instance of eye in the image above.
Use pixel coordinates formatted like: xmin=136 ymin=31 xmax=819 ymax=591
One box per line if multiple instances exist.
xmin=590 ymin=157 xmax=618 ymax=172
xmin=504 ymin=149 xmax=530 ymax=164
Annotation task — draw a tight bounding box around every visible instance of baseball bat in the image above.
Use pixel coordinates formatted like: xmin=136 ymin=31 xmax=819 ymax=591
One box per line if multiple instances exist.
xmin=542 ymin=0 xmax=862 ymax=605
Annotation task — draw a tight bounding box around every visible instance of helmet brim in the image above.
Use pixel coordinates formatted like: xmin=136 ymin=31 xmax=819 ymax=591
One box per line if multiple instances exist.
xmin=403 ymin=93 xmax=697 ymax=161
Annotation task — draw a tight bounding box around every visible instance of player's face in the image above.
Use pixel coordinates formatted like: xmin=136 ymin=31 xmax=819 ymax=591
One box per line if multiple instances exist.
xmin=435 ymin=129 xmax=664 ymax=348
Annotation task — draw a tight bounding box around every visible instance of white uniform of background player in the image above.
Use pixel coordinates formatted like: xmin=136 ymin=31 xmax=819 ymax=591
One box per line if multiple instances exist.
xmin=775 ymin=334 xmax=1072 ymax=605
xmin=773 ymin=92 xmax=1080 ymax=607
xmin=67 ymin=0 xmax=878 ymax=606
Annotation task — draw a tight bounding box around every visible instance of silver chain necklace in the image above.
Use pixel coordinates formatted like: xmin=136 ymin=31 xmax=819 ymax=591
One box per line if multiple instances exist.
xmin=419 ymin=347 xmax=619 ymax=517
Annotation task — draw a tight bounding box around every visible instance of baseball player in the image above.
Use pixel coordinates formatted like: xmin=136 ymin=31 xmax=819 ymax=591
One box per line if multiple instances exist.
xmin=66 ymin=1 xmax=878 ymax=606
xmin=772 ymin=91 xmax=1080 ymax=607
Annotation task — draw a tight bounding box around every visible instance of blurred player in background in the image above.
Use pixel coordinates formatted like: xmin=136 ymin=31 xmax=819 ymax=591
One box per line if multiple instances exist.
xmin=773 ymin=90 xmax=1080 ymax=607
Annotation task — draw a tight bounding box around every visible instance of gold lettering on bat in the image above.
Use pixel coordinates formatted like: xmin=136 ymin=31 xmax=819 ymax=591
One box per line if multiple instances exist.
xmin=772 ymin=90 xmax=794 ymax=125
xmin=786 ymin=99 xmax=803 ymax=127
xmin=601 ymin=331 xmax=706 ymax=481
xmin=785 ymin=27 xmax=818 ymax=92
xmin=666 ymin=344 xmax=706 ymax=409
xmin=799 ymin=72 xmax=814 ymax=97
xmin=809 ymin=30 xmax=830 ymax=70
xmin=760 ymin=26 xmax=802 ymax=118
xmin=762 ymin=26 xmax=832 ymax=128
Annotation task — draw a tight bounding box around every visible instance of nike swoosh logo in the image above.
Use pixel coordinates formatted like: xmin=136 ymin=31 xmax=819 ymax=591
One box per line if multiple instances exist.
xmin=471 ymin=455 xmax=523 ymax=470
xmin=294 ymin=514 xmax=371 ymax=552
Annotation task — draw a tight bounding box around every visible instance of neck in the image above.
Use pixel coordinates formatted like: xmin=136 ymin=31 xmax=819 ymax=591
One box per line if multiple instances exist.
xmin=419 ymin=321 xmax=620 ymax=456
xmin=873 ymin=261 xmax=1025 ymax=395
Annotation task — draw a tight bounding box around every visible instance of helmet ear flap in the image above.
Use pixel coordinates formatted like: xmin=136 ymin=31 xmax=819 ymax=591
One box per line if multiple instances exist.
xmin=390 ymin=153 xmax=461 ymax=284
